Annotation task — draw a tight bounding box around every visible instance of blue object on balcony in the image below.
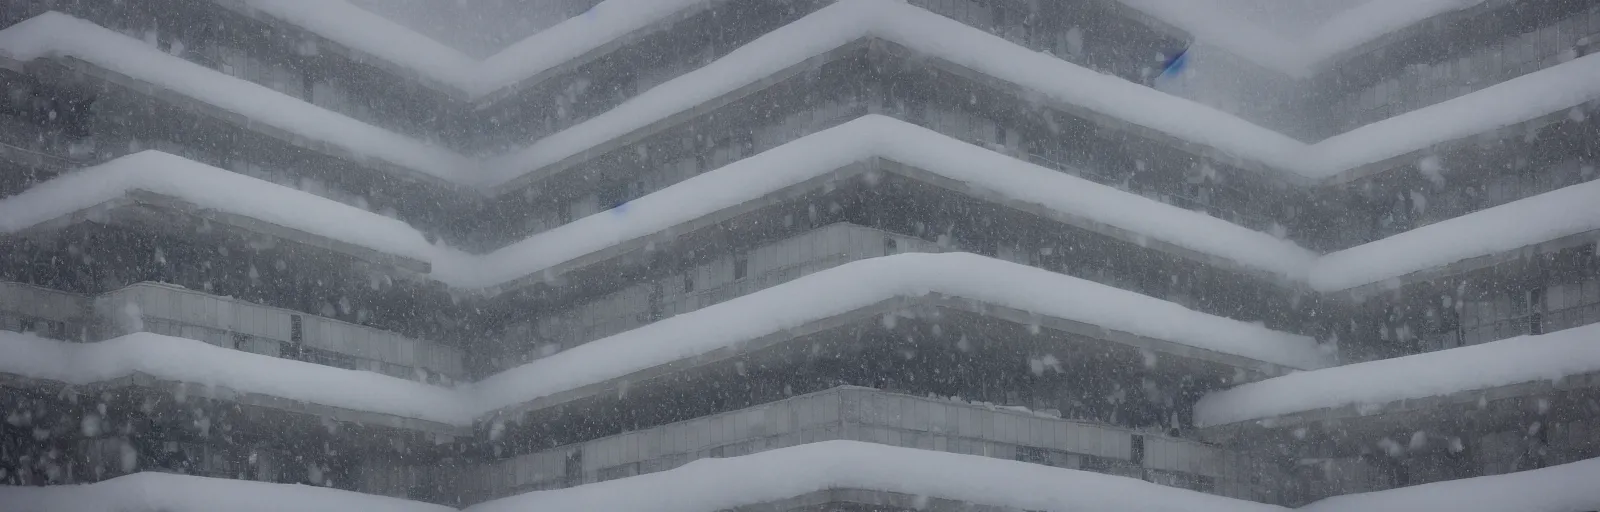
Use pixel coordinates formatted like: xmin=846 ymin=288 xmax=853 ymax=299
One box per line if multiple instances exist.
xmin=1159 ymin=47 xmax=1190 ymax=80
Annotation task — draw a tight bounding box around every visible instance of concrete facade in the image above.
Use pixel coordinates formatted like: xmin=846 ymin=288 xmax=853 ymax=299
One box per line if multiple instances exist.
xmin=1 ymin=0 xmax=1598 ymax=509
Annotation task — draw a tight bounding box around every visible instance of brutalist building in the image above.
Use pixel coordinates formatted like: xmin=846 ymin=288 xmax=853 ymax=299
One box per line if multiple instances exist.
xmin=1 ymin=0 xmax=1597 ymax=510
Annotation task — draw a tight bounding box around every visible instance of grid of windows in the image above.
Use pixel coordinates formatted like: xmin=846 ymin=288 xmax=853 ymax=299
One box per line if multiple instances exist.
xmin=1459 ymin=277 xmax=1600 ymax=346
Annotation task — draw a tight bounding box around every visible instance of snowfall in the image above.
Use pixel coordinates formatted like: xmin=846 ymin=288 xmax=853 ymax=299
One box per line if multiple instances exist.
xmin=4 ymin=441 xmax=1597 ymax=512
xmin=2 ymin=0 xmax=1600 ymax=510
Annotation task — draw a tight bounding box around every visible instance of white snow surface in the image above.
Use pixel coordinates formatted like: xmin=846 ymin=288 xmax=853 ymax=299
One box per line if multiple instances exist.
xmin=3 ymin=130 xmax=1583 ymax=300
xmin=2 ymin=441 xmax=1592 ymax=512
xmin=478 ymin=0 xmax=1600 ymax=186
xmin=0 ymin=254 xmax=1323 ymax=425
xmin=0 ymin=12 xmax=472 ymax=183
xmin=467 ymin=440 xmax=1289 ymax=512
xmin=1120 ymin=0 xmax=1489 ymax=77
xmin=7 ymin=129 xmax=1585 ymax=302
xmin=1298 ymin=456 xmax=1600 ymax=512
xmin=0 ymin=151 xmax=439 ymax=265
xmin=242 ymin=0 xmax=478 ymax=91
xmin=1305 ymin=0 xmax=1489 ymax=69
xmin=472 ymin=252 xmax=1330 ymax=415
xmin=470 ymin=0 xmax=709 ymax=98
xmin=1310 ymin=178 xmax=1600 ymax=292
xmin=0 ymin=331 xmax=469 ymax=426
xmin=455 ymin=115 xmax=1316 ymax=289
xmin=1194 ymin=321 xmax=1600 ymax=427
xmin=7 ymin=3 xmax=1593 ymax=191
xmin=480 ymin=0 xmax=1307 ymax=187
xmin=0 ymin=471 xmax=455 ymax=512
xmin=245 ymin=0 xmax=707 ymax=99
xmin=1306 ymin=51 xmax=1600 ymax=178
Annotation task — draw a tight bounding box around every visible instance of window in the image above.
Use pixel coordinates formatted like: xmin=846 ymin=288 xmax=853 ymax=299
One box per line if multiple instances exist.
xmin=564 ymin=450 xmax=584 ymax=486
xmin=1015 ymin=446 xmax=1051 ymax=466
xmin=733 ymin=254 xmax=749 ymax=280
xmin=1528 ymin=287 xmax=1545 ymax=335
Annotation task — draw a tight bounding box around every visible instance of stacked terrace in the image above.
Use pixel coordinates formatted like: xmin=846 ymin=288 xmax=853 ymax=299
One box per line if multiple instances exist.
xmin=1 ymin=0 xmax=1599 ymax=508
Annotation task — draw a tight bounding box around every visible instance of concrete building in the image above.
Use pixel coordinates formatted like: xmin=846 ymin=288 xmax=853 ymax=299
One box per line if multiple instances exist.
xmin=0 ymin=0 xmax=1597 ymax=510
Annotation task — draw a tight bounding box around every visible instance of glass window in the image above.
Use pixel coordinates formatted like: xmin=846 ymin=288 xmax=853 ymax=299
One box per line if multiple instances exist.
xmin=733 ymin=254 xmax=748 ymax=280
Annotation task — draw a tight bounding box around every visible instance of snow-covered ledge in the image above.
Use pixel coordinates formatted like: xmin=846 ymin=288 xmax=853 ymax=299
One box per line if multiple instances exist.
xmin=0 ymin=331 xmax=471 ymax=428
xmin=0 ymin=251 xmax=1328 ymax=426
xmin=470 ymin=252 xmax=1331 ymax=416
xmin=1194 ymin=322 xmax=1600 ymax=428
xmin=0 ymin=12 xmax=473 ymax=184
xmin=1299 ymin=456 xmax=1600 ymax=512
xmin=0 ymin=471 xmax=455 ymax=512
xmin=1310 ymin=178 xmax=1600 ymax=294
xmin=456 ymin=115 xmax=1317 ymax=290
xmin=0 ymin=151 xmax=441 ymax=270
xmin=466 ymin=440 xmax=1289 ymax=512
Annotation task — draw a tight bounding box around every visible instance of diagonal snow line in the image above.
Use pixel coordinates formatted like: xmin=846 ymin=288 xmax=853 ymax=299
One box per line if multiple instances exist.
xmin=1309 ymin=178 xmax=1600 ymax=293
xmin=0 ymin=470 xmax=458 ymax=512
xmin=1117 ymin=0 xmax=1494 ymax=78
xmin=466 ymin=440 xmax=1290 ymax=512
xmin=468 ymin=252 xmax=1331 ymax=419
xmin=1305 ymin=51 xmax=1600 ymax=180
xmin=0 ymin=330 xmax=473 ymax=427
xmin=5 ymin=123 xmax=1591 ymax=304
xmin=453 ymin=115 xmax=1317 ymax=290
xmin=479 ymin=0 xmax=1310 ymax=189
xmin=238 ymin=0 xmax=712 ymax=99
xmin=479 ymin=0 xmax=1600 ymax=189
xmin=0 ymin=252 xmax=1327 ymax=427
xmin=0 ymin=12 xmax=474 ymax=184
xmin=12 ymin=1 xmax=1590 ymax=194
xmin=0 ymin=151 xmax=438 ymax=266
xmin=1297 ymin=455 xmax=1600 ymax=512
xmin=1194 ymin=321 xmax=1600 ymax=428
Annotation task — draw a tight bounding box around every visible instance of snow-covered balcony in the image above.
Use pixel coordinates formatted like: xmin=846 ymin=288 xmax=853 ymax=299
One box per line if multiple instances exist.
xmin=0 ymin=330 xmax=470 ymax=489
xmin=454 ymin=117 xmax=1318 ymax=363
xmin=468 ymin=387 xmax=1279 ymax=502
xmin=469 ymin=253 xmax=1328 ymax=471
xmin=1194 ymin=322 xmax=1600 ymax=502
xmin=0 ymin=12 xmax=480 ymax=239
xmin=0 ymin=151 xmax=462 ymax=341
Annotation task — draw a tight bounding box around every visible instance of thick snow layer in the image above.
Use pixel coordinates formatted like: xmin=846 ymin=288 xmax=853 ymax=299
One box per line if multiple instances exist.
xmin=452 ymin=115 xmax=1317 ymax=289
xmin=1310 ymin=178 xmax=1600 ymax=292
xmin=245 ymin=0 xmax=707 ymax=99
xmin=480 ymin=0 xmax=1308 ymax=188
xmin=1194 ymin=322 xmax=1600 ymax=427
xmin=0 ymin=331 xmax=470 ymax=426
xmin=0 ymin=471 xmax=454 ymax=512
xmin=1300 ymin=456 xmax=1600 ymax=512
xmin=0 ymin=253 xmax=1322 ymax=425
xmin=468 ymin=440 xmax=1288 ymax=512
xmin=477 ymin=0 xmax=1590 ymax=186
xmin=0 ymin=12 xmax=472 ymax=183
xmin=1306 ymin=51 xmax=1600 ymax=178
xmin=470 ymin=0 xmax=709 ymax=98
xmin=242 ymin=0 xmax=478 ymax=91
xmin=1119 ymin=0 xmax=1489 ymax=77
xmin=0 ymin=151 xmax=439 ymax=265
xmin=472 ymin=252 xmax=1330 ymax=414
xmin=1305 ymin=0 xmax=1489 ymax=69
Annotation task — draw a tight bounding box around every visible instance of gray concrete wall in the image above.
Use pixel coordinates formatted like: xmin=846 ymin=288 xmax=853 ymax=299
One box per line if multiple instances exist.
xmin=460 ymin=387 xmax=1278 ymax=503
